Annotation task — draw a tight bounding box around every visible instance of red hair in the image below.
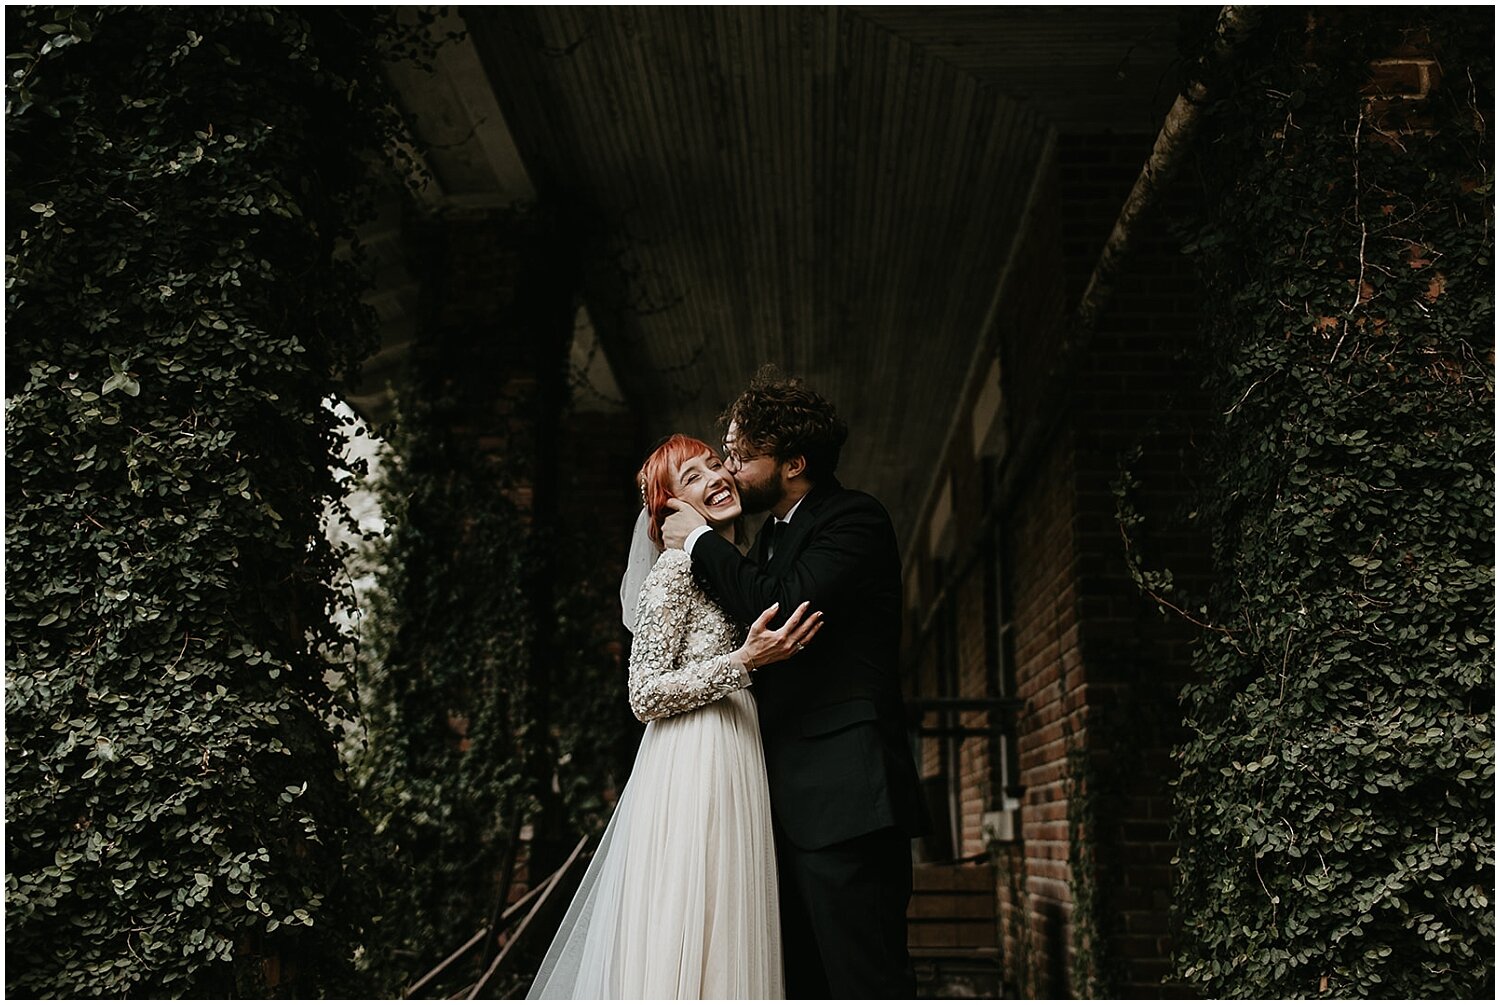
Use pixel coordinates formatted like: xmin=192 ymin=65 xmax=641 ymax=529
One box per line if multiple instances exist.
xmin=638 ymin=434 xmax=717 ymax=547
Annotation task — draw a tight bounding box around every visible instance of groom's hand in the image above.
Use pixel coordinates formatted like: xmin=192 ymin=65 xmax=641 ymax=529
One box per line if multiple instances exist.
xmin=661 ymin=498 xmax=707 ymax=550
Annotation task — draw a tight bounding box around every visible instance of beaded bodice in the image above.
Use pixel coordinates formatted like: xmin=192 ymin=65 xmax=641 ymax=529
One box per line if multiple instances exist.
xmin=627 ymin=549 xmax=749 ymax=722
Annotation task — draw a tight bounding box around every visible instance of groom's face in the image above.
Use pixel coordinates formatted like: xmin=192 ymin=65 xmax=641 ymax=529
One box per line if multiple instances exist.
xmin=723 ymin=421 xmax=783 ymax=516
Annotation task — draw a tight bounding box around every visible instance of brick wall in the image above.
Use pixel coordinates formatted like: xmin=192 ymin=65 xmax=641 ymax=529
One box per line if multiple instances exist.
xmin=1065 ymin=131 xmax=1206 ymax=997
xmin=1003 ymin=430 xmax=1084 ymax=997
xmin=954 ymin=575 xmax=991 ymax=855
xmin=901 ymin=128 xmax=1209 ymax=998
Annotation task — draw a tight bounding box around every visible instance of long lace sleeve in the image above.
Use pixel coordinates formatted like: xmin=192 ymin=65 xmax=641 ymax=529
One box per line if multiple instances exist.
xmin=628 ymin=550 xmax=749 ymax=722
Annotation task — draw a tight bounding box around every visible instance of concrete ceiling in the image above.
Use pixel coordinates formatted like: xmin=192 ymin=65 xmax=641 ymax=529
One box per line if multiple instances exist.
xmin=348 ymin=9 xmax=627 ymax=424
xmin=366 ymin=6 xmax=1192 ymax=541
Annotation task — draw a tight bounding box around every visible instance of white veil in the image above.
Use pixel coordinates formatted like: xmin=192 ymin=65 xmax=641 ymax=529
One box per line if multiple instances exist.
xmin=619 ymin=506 xmax=662 ymax=634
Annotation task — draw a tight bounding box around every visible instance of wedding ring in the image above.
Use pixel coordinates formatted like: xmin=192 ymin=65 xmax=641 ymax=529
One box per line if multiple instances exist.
xmin=795 ymin=643 xmax=805 ymax=651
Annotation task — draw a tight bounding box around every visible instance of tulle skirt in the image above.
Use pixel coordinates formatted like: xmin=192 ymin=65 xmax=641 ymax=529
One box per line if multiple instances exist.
xmin=528 ymin=689 xmax=783 ymax=999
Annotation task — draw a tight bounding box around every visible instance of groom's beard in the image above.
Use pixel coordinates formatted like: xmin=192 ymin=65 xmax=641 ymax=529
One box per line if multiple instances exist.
xmin=733 ymin=471 xmax=782 ymax=516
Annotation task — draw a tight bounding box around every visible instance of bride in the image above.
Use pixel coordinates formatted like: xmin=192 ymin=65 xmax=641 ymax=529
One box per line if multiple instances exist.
xmin=527 ymin=434 xmax=822 ymax=999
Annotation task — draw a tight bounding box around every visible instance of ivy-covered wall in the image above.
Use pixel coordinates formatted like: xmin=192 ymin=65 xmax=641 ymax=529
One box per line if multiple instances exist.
xmin=347 ymin=210 xmax=638 ymax=996
xmin=1169 ymin=10 xmax=1494 ymax=997
xmin=4 ymin=7 xmax=418 ymax=996
xmin=350 ymin=386 xmax=538 ymax=994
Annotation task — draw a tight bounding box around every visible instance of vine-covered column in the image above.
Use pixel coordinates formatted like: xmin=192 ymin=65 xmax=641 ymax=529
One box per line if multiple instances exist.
xmin=350 ymin=208 xmax=583 ymax=994
xmin=1173 ymin=11 xmax=1493 ymax=997
xmin=4 ymin=7 xmax=418 ymax=997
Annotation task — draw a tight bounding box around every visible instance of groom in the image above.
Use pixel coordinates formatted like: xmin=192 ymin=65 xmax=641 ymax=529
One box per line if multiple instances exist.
xmin=662 ymin=368 xmax=928 ymax=998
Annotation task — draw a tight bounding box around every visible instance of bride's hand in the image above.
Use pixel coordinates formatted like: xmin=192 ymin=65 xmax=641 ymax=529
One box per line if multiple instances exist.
xmin=735 ymin=601 xmax=823 ymax=671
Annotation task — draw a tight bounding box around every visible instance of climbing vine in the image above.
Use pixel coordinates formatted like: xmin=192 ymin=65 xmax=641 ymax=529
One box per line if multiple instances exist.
xmin=1125 ymin=9 xmax=1493 ymax=997
xmin=1064 ymin=733 xmax=1111 ymax=999
xmin=993 ymin=839 xmax=1035 ymax=997
xmin=347 ymin=391 xmax=540 ymax=994
xmin=4 ymin=6 xmax=437 ymax=996
xmin=348 ymin=385 xmax=637 ymax=994
xmin=1064 ymin=715 xmax=1133 ymax=999
xmin=345 ymin=208 xmax=637 ymax=995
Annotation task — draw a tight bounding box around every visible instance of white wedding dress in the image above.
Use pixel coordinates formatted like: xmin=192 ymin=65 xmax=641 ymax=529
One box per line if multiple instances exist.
xmin=528 ymin=549 xmax=784 ymax=999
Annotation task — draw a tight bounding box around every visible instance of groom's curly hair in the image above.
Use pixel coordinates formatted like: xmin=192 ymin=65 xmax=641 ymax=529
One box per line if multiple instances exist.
xmin=719 ymin=365 xmax=848 ymax=483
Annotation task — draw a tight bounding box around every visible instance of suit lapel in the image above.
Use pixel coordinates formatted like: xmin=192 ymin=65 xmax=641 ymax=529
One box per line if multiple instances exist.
xmin=767 ymin=478 xmax=841 ymax=574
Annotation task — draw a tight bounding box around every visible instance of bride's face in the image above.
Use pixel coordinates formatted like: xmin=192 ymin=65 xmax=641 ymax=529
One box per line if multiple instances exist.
xmin=671 ymin=451 xmax=743 ymax=528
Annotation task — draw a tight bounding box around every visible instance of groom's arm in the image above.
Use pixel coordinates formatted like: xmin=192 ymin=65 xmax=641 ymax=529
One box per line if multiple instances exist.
xmin=691 ymin=496 xmax=889 ymax=627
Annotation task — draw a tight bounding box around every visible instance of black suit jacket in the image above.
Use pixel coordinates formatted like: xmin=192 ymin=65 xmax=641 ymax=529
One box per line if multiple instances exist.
xmin=690 ymin=478 xmax=929 ymax=850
